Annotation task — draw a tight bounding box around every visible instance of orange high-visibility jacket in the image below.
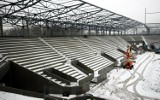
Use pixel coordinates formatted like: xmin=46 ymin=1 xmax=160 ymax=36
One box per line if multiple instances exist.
xmin=124 ymin=47 xmax=133 ymax=67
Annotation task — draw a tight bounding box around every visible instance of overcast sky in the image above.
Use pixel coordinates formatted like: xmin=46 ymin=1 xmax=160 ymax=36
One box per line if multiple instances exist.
xmin=84 ymin=0 xmax=160 ymax=23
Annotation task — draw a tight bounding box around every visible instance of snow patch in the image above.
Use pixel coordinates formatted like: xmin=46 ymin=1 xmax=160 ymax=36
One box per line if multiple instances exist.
xmin=127 ymin=85 xmax=134 ymax=93
xmin=126 ymin=73 xmax=139 ymax=86
xmin=0 ymin=91 xmax=43 ymax=100
xmin=136 ymin=53 xmax=160 ymax=99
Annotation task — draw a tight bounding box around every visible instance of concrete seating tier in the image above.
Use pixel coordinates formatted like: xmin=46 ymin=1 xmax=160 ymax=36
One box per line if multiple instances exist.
xmin=0 ymin=38 xmax=88 ymax=87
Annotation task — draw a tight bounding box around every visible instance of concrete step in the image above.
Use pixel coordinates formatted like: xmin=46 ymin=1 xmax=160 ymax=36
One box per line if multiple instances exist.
xmin=10 ymin=52 xmax=60 ymax=61
xmin=32 ymin=63 xmax=64 ymax=72
xmin=71 ymin=73 xmax=80 ymax=77
xmin=0 ymin=46 xmax=49 ymax=53
xmin=8 ymin=50 xmax=56 ymax=57
xmin=75 ymin=74 xmax=84 ymax=80
xmin=62 ymin=69 xmax=74 ymax=73
xmin=67 ymin=70 xmax=77 ymax=75
xmin=14 ymin=54 xmax=59 ymax=63
xmin=24 ymin=58 xmax=65 ymax=68
xmin=57 ymin=66 xmax=71 ymax=71
xmin=19 ymin=56 xmax=61 ymax=65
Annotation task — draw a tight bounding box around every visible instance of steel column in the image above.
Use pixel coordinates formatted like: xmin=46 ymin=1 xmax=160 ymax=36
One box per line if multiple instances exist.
xmin=117 ymin=30 xmax=119 ymax=35
xmin=0 ymin=17 xmax=3 ymax=36
xmin=109 ymin=29 xmax=111 ymax=35
xmin=26 ymin=20 xmax=29 ymax=36
xmin=88 ymin=26 xmax=91 ymax=35
xmin=21 ymin=26 xmax=25 ymax=37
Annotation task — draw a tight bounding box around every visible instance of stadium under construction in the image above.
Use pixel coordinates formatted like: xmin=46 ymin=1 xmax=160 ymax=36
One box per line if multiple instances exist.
xmin=0 ymin=0 xmax=160 ymax=100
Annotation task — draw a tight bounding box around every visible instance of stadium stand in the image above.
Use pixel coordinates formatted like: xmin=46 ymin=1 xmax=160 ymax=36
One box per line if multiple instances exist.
xmin=99 ymin=36 xmax=128 ymax=51
xmin=43 ymin=37 xmax=115 ymax=82
xmin=143 ymin=35 xmax=160 ymax=44
xmin=131 ymin=36 xmax=143 ymax=41
xmin=0 ymin=38 xmax=94 ymax=94
xmin=121 ymin=36 xmax=135 ymax=42
xmin=77 ymin=37 xmax=121 ymax=59
xmin=0 ymin=54 xmax=9 ymax=80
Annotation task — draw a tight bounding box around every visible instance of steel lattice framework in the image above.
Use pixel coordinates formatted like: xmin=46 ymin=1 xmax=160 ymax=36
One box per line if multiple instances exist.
xmin=0 ymin=0 xmax=148 ymax=36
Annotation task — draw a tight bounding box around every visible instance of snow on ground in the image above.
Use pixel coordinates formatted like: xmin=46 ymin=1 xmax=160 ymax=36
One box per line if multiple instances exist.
xmin=89 ymin=52 xmax=160 ymax=100
xmin=1 ymin=52 xmax=160 ymax=100
xmin=127 ymin=85 xmax=134 ymax=93
xmin=116 ymin=70 xmax=131 ymax=83
xmin=126 ymin=73 xmax=139 ymax=86
xmin=136 ymin=53 xmax=160 ymax=99
xmin=88 ymin=68 xmax=128 ymax=100
xmin=0 ymin=91 xmax=43 ymax=100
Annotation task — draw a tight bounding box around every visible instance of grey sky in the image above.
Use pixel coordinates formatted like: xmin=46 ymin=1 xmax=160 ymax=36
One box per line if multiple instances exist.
xmin=84 ymin=0 xmax=160 ymax=23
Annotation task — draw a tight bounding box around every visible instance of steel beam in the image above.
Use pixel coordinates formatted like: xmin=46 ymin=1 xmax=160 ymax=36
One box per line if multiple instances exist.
xmin=0 ymin=0 xmax=145 ymax=36
xmin=0 ymin=17 xmax=3 ymax=36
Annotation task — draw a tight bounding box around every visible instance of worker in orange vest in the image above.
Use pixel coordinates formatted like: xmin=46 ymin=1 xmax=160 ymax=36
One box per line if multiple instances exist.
xmin=123 ymin=45 xmax=133 ymax=69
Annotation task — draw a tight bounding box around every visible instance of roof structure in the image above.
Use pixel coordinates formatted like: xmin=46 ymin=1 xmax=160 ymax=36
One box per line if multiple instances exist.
xmin=0 ymin=0 xmax=147 ymax=36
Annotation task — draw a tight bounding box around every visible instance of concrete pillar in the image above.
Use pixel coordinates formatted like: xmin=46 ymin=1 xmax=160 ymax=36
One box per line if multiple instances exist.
xmin=0 ymin=17 xmax=3 ymax=36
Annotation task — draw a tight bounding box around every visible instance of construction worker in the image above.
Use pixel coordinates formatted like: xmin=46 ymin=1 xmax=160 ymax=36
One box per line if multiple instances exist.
xmin=123 ymin=45 xmax=133 ymax=69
